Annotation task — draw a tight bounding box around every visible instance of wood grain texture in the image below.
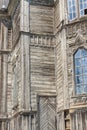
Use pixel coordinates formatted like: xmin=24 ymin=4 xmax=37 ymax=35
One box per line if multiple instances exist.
xmin=38 ymin=96 xmax=56 ymax=130
xmin=30 ymin=5 xmax=53 ymax=34
xmin=30 ymin=45 xmax=56 ymax=110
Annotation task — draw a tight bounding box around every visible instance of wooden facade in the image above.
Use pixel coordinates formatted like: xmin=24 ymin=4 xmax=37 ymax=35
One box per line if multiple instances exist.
xmin=0 ymin=0 xmax=87 ymax=130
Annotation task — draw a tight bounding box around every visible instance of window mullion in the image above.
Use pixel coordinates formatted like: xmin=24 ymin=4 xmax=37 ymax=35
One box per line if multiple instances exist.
xmin=77 ymin=0 xmax=80 ymax=18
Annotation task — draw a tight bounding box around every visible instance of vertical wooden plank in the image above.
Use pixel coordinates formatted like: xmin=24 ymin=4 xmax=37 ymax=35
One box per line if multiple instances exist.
xmin=20 ymin=0 xmax=30 ymax=32
xmin=29 ymin=115 xmax=31 ymax=130
xmin=76 ymin=113 xmax=78 ymax=130
xmin=2 ymin=122 xmax=4 ymax=130
xmin=34 ymin=114 xmax=36 ymax=130
xmin=22 ymin=116 xmax=24 ymax=130
xmin=20 ymin=35 xmax=25 ymax=109
xmin=2 ymin=54 xmax=8 ymax=114
xmin=80 ymin=111 xmax=83 ymax=130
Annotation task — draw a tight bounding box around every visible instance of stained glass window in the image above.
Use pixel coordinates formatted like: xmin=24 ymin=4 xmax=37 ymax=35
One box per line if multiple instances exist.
xmin=74 ymin=48 xmax=87 ymax=94
xmin=68 ymin=0 xmax=77 ymax=20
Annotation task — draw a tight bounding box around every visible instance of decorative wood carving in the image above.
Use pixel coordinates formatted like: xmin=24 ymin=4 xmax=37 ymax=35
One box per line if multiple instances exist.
xmin=75 ymin=29 xmax=87 ymax=45
xmin=66 ymin=21 xmax=87 ymax=39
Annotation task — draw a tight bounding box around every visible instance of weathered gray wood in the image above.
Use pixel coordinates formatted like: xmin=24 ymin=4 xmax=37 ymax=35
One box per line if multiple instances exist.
xmin=38 ymin=96 xmax=56 ymax=130
xmin=30 ymin=5 xmax=53 ymax=34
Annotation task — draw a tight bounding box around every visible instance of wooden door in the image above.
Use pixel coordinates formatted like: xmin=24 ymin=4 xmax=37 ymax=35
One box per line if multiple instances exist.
xmin=38 ymin=96 xmax=56 ymax=130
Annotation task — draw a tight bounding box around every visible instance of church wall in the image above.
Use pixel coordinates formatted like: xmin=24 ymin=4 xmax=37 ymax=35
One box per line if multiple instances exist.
xmin=30 ymin=37 xmax=56 ymax=110
xmin=2 ymin=0 xmax=87 ymax=130
xmin=30 ymin=5 xmax=54 ymax=34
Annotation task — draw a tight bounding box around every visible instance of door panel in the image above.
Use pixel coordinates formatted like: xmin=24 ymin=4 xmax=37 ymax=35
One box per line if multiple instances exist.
xmin=38 ymin=96 xmax=56 ymax=130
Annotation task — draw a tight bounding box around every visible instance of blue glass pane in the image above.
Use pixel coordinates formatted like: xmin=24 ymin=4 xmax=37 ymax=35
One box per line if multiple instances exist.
xmin=81 ymin=58 xmax=87 ymax=66
xmin=84 ymin=57 xmax=87 ymax=64
xmin=70 ymin=13 xmax=72 ymax=19
xmin=72 ymin=6 xmax=75 ymax=10
xmin=81 ymin=10 xmax=84 ymax=16
xmin=75 ymin=76 xmax=83 ymax=84
xmin=84 ymin=84 xmax=87 ymax=93
xmin=75 ymin=50 xmax=81 ymax=58
xmin=73 ymin=13 xmax=76 ymax=18
xmin=80 ymin=4 xmax=83 ymax=9
xmin=75 ymin=58 xmax=82 ymax=66
xmin=75 ymin=67 xmax=82 ymax=75
xmin=69 ymin=8 xmax=72 ymax=12
xmin=72 ymin=0 xmax=75 ymax=5
xmin=84 ymin=3 xmax=87 ymax=8
xmin=69 ymin=0 xmax=71 ymax=6
xmin=76 ymin=85 xmax=83 ymax=94
xmin=81 ymin=49 xmax=87 ymax=56
xmin=83 ymin=66 xmax=87 ymax=74
xmin=84 ymin=76 xmax=87 ymax=84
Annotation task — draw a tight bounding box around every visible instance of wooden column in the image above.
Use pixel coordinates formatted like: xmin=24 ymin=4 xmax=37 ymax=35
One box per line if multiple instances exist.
xmin=20 ymin=0 xmax=30 ymax=32
xmin=2 ymin=25 xmax=8 ymax=114
xmin=20 ymin=34 xmax=31 ymax=110
xmin=24 ymin=35 xmax=30 ymax=110
xmin=20 ymin=35 xmax=25 ymax=109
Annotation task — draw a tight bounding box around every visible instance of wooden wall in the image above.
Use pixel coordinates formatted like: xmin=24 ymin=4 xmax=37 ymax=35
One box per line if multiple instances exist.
xmin=0 ymin=22 xmax=12 ymax=115
xmin=30 ymin=44 xmax=56 ymax=110
xmin=30 ymin=5 xmax=54 ymax=34
xmin=30 ymin=0 xmax=54 ymax=6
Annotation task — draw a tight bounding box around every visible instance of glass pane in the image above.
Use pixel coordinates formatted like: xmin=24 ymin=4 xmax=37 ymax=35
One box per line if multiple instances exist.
xmin=80 ymin=4 xmax=83 ymax=9
xmin=76 ymin=85 xmax=83 ymax=94
xmin=73 ymin=12 xmax=76 ymax=17
xmin=84 ymin=75 xmax=87 ymax=84
xmin=75 ymin=50 xmax=81 ymax=58
xmin=75 ymin=67 xmax=82 ymax=75
xmin=81 ymin=49 xmax=87 ymax=56
xmin=84 ymin=84 xmax=87 ymax=93
xmin=75 ymin=75 xmax=83 ymax=84
xmin=83 ymin=66 xmax=87 ymax=74
xmin=75 ymin=58 xmax=82 ymax=66
xmin=84 ymin=57 xmax=87 ymax=64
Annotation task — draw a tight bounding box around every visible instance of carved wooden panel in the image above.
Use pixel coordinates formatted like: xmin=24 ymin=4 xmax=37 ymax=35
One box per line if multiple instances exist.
xmin=66 ymin=21 xmax=87 ymax=39
xmin=30 ymin=34 xmax=55 ymax=47
xmin=38 ymin=96 xmax=56 ymax=130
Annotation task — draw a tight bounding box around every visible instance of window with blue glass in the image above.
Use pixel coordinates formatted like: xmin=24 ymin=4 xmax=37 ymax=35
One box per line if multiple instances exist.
xmin=74 ymin=48 xmax=87 ymax=94
xmin=79 ymin=0 xmax=87 ymax=16
xmin=68 ymin=0 xmax=77 ymax=20
xmin=68 ymin=0 xmax=87 ymax=20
